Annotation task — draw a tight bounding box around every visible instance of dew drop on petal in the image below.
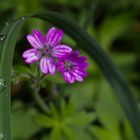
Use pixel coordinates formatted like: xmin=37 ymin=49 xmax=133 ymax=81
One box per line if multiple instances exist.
xmin=0 ymin=78 xmax=7 ymax=93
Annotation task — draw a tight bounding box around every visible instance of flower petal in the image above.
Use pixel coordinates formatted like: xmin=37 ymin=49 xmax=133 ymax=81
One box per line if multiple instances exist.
xmin=40 ymin=57 xmax=48 ymax=74
xmin=40 ymin=57 xmax=56 ymax=74
xmin=45 ymin=27 xmax=63 ymax=47
xmin=72 ymin=50 xmax=79 ymax=57
xmin=27 ymin=35 xmax=42 ymax=49
xmin=25 ymin=56 xmax=39 ymax=63
xmin=74 ymin=61 xmax=88 ymax=68
xmin=27 ymin=30 xmax=44 ymax=49
xmin=62 ymin=72 xmax=75 ymax=84
xmin=72 ymin=71 xmax=83 ymax=82
xmin=22 ymin=49 xmax=39 ymax=58
xmin=32 ymin=30 xmax=44 ymax=48
xmin=52 ymin=45 xmax=72 ymax=58
xmin=77 ymin=56 xmax=87 ymax=62
xmin=45 ymin=27 xmax=55 ymax=41
xmin=57 ymin=61 xmax=64 ymax=72
xmin=73 ymin=68 xmax=88 ymax=77
xmin=23 ymin=49 xmax=40 ymax=63
xmin=46 ymin=58 xmax=56 ymax=75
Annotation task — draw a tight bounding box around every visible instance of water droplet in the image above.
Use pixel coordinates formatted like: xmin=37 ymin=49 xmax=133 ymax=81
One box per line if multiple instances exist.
xmin=5 ymin=22 xmax=9 ymax=26
xmin=0 ymin=132 xmax=4 ymax=140
xmin=0 ymin=78 xmax=7 ymax=93
xmin=0 ymin=35 xmax=5 ymax=41
xmin=21 ymin=17 xmax=25 ymax=20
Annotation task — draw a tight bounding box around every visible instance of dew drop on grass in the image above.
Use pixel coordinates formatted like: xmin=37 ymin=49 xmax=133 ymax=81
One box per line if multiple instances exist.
xmin=0 ymin=35 xmax=5 ymax=44
xmin=5 ymin=22 xmax=9 ymax=26
xmin=21 ymin=17 xmax=25 ymax=20
xmin=0 ymin=132 xmax=4 ymax=140
xmin=0 ymin=35 xmax=5 ymax=41
xmin=0 ymin=78 xmax=7 ymax=93
xmin=0 ymin=35 xmax=6 ymax=46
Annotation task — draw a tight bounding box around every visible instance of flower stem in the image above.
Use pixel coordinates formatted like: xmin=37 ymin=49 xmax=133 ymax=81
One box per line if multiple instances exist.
xmin=33 ymin=87 xmax=50 ymax=114
xmin=32 ymin=65 xmax=50 ymax=114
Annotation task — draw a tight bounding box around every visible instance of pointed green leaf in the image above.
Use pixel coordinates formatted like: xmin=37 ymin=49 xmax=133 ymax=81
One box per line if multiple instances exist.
xmin=89 ymin=126 xmax=111 ymax=140
xmin=62 ymin=126 xmax=75 ymax=140
xmin=49 ymin=103 xmax=59 ymax=120
xmin=34 ymin=114 xmax=55 ymax=128
xmin=60 ymin=99 xmax=67 ymax=119
xmin=50 ymin=127 xmax=62 ymax=140
xmin=67 ymin=112 xmax=96 ymax=126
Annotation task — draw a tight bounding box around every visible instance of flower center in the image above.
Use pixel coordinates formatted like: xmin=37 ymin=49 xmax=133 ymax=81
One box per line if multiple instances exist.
xmin=64 ymin=60 xmax=74 ymax=72
xmin=39 ymin=44 xmax=52 ymax=57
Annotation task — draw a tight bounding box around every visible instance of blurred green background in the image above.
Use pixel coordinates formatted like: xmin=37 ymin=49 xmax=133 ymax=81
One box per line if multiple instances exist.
xmin=0 ymin=0 xmax=140 ymax=139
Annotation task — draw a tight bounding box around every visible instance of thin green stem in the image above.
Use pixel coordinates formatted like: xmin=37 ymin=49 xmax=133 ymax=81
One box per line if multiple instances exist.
xmin=32 ymin=65 xmax=50 ymax=114
xmin=33 ymin=87 xmax=50 ymax=114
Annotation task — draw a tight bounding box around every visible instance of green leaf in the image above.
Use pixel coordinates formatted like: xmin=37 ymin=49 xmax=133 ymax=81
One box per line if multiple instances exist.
xmin=89 ymin=126 xmax=111 ymax=140
xmin=60 ymin=99 xmax=67 ymax=120
xmin=35 ymin=99 xmax=96 ymax=140
xmin=15 ymin=65 xmax=32 ymax=75
xmin=62 ymin=126 xmax=75 ymax=140
xmin=49 ymin=103 xmax=59 ymax=120
xmin=50 ymin=127 xmax=62 ymax=140
xmin=96 ymin=80 xmax=124 ymax=131
xmin=94 ymin=80 xmax=136 ymax=140
xmin=66 ymin=112 xmax=96 ymax=126
xmin=11 ymin=102 xmax=39 ymax=140
xmin=34 ymin=114 xmax=56 ymax=128
xmin=0 ymin=17 xmax=27 ymax=140
xmin=98 ymin=13 xmax=133 ymax=49
xmin=66 ymin=96 xmax=77 ymax=115
xmin=89 ymin=125 xmax=123 ymax=140
xmin=30 ymin=62 xmax=38 ymax=76
xmin=42 ymin=72 xmax=65 ymax=84
xmin=71 ymin=127 xmax=93 ymax=140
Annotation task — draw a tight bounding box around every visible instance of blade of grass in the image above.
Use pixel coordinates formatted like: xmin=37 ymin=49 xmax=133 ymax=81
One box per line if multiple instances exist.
xmin=32 ymin=12 xmax=140 ymax=139
xmin=82 ymin=0 xmax=97 ymax=29
xmin=0 ymin=17 xmax=27 ymax=140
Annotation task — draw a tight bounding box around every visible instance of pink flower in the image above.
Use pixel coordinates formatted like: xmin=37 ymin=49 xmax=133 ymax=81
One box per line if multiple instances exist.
xmin=22 ymin=28 xmax=72 ymax=75
xmin=57 ymin=51 xmax=88 ymax=83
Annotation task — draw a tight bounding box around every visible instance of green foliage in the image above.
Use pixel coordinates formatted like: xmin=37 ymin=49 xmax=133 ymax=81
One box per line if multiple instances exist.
xmin=97 ymin=13 xmax=134 ymax=49
xmin=35 ymin=99 xmax=96 ymax=140
xmin=41 ymin=72 xmax=65 ymax=84
xmin=88 ymin=80 xmax=135 ymax=140
xmin=0 ymin=0 xmax=140 ymax=140
xmin=96 ymin=80 xmax=134 ymax=139
xmin=11 ymin=102 xmax=39 ymax=140
xmin=33 ymin=12 xmax=140 ymax=139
